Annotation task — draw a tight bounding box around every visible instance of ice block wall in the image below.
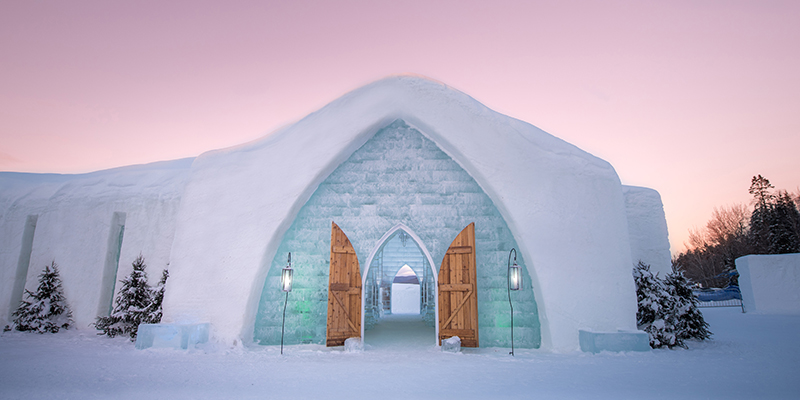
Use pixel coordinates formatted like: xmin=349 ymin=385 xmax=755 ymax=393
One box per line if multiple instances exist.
xmin=253 ymin=120 xmax=540 ymax=347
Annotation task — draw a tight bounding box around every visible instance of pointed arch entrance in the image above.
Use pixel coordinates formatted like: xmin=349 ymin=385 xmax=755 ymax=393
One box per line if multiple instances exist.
xmin=361 ymin=223 xmax=439 ymax=345
xmin=253 ymin=119 xmax=541 ymax=349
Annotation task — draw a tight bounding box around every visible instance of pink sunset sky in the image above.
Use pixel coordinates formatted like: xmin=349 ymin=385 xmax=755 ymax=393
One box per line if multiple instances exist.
xmin=1 ymin=0 xmax=798 ymax=255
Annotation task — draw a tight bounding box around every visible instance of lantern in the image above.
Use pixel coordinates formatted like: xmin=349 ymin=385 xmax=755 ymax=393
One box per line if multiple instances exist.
xmin=281 ymin=266 xmax=293 ymax=293
xmin=281 ymin=252 xmax=293 ymax=354
xmin=509 ymin=261 xmax=522 ymax=291
xmin=507 ymin=248 xmax=521 ymax=356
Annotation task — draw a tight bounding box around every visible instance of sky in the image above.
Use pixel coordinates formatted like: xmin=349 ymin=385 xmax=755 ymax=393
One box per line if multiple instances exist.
xmin=1 ymin=0 xmax=798 ymax=255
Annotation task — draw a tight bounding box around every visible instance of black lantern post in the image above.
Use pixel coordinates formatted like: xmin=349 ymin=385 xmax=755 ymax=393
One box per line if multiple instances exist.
xmin=280 ymin=252 xmax=293 ymax=355
xmin=508 ymin=248 xmax=522 ymax=356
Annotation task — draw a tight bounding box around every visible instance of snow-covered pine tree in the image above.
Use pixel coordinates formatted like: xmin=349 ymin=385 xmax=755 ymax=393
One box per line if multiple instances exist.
xmin=633 ymin=261 xmax=679 ymax=348
xmin=93 ymin=255 xmax=153 ymax=341
xmin=664 ymin=269 xmax=711 ymax=342
xmin=4 ymin=261 xmax=73 ymax=333
xmin=144 ymin=268 xmax=168 ymax=324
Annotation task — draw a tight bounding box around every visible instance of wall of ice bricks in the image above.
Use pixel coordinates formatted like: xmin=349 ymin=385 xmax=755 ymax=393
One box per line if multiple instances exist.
xmin=254 ymin=119 xmax=541 ymax=348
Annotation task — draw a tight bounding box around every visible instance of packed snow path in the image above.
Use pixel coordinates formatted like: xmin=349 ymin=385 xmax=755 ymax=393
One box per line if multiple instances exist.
xmin=1 ymin=308 xmax=798 ymax=399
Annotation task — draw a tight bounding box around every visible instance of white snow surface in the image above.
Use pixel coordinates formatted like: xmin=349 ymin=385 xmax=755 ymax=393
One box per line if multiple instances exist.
xmin=164 ymin=75 xmax=639 ymax=351
xmin=1 ymin=308 xmax=798 ymax=399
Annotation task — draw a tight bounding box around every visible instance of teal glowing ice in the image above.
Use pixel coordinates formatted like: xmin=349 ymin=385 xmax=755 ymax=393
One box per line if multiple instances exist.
xmin=254 ymin=120 xmax=540 ymax=348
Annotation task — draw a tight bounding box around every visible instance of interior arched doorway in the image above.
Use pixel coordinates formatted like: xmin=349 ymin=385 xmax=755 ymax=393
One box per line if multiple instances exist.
xmin=361 ymin=223 xmax=439 ymax=345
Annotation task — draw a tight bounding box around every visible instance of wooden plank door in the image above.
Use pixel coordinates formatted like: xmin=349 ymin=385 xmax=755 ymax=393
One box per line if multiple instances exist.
xmin=326 ymin=222 xmax=362 ymax=346
xmin=438 ymin=222 xmax=479 ymax=347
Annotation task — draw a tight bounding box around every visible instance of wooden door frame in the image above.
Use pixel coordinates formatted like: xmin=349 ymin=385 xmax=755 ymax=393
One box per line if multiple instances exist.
xmin=361 ymin=223 xmax=440 ymax=345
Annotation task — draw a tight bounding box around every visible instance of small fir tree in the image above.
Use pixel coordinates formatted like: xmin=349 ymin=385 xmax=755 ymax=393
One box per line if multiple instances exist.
xmin=633 ymin=261 xmax=678 ymax=348
xmin=4 ymin=261 xmax=73 ymax=333
xmin=634 ymin=262 xmax=713 ymax=349
xmin=94 ymin=255 xmax=153 ymax=341
xmin=664 ymin=270 xmax=711 ymax=342
xmin=143 ymin=268 xmax=168 ymax=324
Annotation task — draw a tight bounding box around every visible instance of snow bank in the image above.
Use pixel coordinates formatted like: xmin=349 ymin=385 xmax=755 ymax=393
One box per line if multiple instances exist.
xmin=737 ymin=253 xmax=800 ymax=314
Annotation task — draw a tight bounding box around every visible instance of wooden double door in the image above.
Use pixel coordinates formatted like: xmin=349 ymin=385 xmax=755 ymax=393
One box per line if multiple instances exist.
xmin=436 ymin=222 xmax=479 ymax=347
xmin=326 ymin=222 xmax=479 ymax=347
xmin=326 ymin=222 xmax=362 ymax=346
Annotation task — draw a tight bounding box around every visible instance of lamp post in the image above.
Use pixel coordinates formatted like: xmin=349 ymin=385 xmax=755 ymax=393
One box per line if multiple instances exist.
xmin=508 ymin=248 xmax=522 ymax=356
xmin=280 ymin=252 xmax=293 ymax=355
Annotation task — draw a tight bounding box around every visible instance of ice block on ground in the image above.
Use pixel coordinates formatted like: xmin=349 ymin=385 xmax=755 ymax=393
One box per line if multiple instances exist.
xmin=442 ymin=336 xmax=461 ymax=353
xmin=135 ymin=323 xmax=210 ymax=350
xmin=579 ymin=330 xmax=650 ymax=353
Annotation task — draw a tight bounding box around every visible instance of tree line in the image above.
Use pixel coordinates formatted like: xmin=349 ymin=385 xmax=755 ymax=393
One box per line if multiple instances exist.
xmin=673 ymin=175 xmax=800 ymax=288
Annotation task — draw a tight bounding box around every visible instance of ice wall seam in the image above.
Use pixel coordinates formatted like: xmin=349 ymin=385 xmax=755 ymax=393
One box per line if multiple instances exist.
xmin=9 ymin=214 xmax=38 ymax=320
xmin=97 ymin=212 xmax=126 ymax=317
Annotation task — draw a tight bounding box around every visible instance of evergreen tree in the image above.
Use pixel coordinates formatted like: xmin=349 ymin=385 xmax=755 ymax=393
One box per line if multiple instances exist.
xmin=144 ymin=268 xmax=168 ymax=324
xmin=749 ymin=174 xmax=774 ymax=207
xmin=748 ymin=176 xmax=800 ymax=255
xmin=4 ymin=261 xmax=73 ymax=333
xmin=664 ymin=270 xmax=711 ymax=342
xmin=749 ymin=175 xmax=774 ymax=254
xmin=768 ymin=191 xmax=800 ymax=254
xmin=94 ymin=255 xmax=153 ymax=341
xmin=633 ymin=261 xmax=679 ymax=348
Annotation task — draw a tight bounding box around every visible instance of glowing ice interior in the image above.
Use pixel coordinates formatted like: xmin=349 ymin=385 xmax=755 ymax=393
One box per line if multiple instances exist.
xmin=365 ymin=231 xmax=432 ymax=323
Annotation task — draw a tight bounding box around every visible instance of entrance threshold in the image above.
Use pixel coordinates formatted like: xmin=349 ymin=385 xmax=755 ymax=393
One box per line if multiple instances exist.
xmin=364 ymin=314 xmax=435 ymax=350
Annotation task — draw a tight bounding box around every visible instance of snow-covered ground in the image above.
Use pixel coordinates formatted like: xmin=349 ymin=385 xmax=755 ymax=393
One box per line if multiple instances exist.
xmin=1 ymin=308 xmax=798 ymax=399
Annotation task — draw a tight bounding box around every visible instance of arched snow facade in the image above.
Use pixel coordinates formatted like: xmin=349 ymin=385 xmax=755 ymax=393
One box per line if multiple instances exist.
xmin=253 ymin=120 xmax=540 ymax=348
xmin=0 ymin=76 xmax=673 ymax=352
xmin=161 ymin=76 xmax=642 ymax=351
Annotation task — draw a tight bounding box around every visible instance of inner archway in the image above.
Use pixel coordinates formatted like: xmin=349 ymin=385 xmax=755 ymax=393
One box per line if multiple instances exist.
xmin=361 ymin=224 xmax=438 ymax=346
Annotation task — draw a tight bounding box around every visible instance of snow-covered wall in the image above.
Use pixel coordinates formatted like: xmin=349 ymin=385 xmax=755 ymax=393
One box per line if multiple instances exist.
xmin=0 ymin=159 xmax=192 ymax=328
xmin=736 ymin=253 xmax=800 ymax=314
xmin=164 ymin=76 xmax=640 ymax=351
xmin=623 ymin=186 xmax=672 ymax=275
